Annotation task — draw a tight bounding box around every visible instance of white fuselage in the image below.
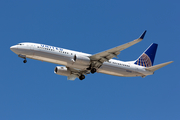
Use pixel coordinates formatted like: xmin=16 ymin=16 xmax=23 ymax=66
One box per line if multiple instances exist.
xmin=10 ymin=42 xmax=153 ymax=77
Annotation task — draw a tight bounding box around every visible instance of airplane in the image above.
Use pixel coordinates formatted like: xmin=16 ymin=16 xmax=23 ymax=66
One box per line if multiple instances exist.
xmin=10 ymin=31 xmax=173 ymax=80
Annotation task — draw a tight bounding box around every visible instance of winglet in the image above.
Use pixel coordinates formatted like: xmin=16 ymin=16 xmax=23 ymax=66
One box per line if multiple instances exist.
xmin=139 ymin=30 xmax=147 ymax=39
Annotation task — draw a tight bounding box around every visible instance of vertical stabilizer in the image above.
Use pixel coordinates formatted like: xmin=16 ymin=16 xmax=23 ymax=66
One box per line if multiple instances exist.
xmin=134 ymin=43 xmax=158 ymax=67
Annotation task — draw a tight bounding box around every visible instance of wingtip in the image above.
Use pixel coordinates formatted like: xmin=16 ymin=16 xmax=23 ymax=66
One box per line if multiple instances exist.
xmin=139 ymin=30 xmax=147 ymax=39
xmin=169 ymin=61 xmax=174 ymax=64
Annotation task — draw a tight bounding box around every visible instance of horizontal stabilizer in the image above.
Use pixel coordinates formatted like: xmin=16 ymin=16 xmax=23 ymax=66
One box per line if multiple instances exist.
xmin=145 ymin=61 xmax=173 ymax=72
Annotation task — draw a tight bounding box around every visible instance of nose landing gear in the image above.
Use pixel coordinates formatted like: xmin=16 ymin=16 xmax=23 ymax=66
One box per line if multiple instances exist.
xmin=18 ymin=54 xmax=27 ymax=63
xmin=23 ymin=59 xmax=27 ymax=63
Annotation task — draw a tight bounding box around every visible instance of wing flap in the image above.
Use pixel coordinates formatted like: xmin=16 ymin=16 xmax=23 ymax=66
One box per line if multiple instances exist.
xmin=67 ymin=74 xmax=78 ymax=80
xmin=66 ymin=67 xmax=90 ymax=80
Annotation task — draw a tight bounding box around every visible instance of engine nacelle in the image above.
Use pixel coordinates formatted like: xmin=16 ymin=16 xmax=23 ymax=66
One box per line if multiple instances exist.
xmin=72 ymin=54 xmax=90 ymax=65
xmin=54 ymin=66 xmax=71 ymax=76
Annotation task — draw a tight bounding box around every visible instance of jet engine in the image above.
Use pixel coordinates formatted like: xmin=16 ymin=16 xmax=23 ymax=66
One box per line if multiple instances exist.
xmin=54 ymin=66 xmax=71 ymax=76
xmin=71 ymin=54 xmax=90 ymax=65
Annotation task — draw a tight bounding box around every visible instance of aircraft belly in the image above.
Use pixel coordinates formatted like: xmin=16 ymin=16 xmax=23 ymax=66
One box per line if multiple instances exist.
xmin=28 ymin=50 xmax=68 ymax=66
xmin=67 ymin=63 xmax=89 ymax=70
xmin=27 ymin=50 xmax=89 ymax=69
xmin=98 ymin=63 xmax=141 ymax=77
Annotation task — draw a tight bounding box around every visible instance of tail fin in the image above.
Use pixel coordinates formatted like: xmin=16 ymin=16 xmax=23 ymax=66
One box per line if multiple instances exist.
xmin=134 ymin=43 xmax=158 ymax=67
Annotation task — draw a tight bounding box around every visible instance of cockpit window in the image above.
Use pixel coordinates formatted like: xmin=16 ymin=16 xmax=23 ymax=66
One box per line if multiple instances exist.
xmin=17 ymin=43 xmax=24 ymax=45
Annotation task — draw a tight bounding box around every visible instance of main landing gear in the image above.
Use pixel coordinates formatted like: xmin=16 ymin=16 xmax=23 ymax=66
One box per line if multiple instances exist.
xmin=79 ymin=75 xmax=85 ymax=80
xmin=79 ymin=68 xmax=96 ymax=80
xmin=91 ymin=68 xmax=96 ymax=74
xmin=86 ymin=65 xmax=97 ymax=74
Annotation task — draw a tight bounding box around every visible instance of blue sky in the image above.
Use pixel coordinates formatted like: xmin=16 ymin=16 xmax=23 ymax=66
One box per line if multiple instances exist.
xmin=0 ymin=0 xmax=179 ymax=120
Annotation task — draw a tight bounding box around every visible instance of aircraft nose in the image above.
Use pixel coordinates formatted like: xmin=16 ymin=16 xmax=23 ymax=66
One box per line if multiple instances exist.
xmin=10 ymin=45 xmax=18 ymax=52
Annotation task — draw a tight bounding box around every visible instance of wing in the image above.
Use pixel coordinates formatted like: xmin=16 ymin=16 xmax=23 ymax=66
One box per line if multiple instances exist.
xmin=89 ymin=31 xmax=147 ymax=68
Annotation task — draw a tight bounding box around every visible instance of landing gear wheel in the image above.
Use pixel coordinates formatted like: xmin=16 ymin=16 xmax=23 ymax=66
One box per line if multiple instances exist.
xmin=91 ymin=68 xmax=96 ymax=74
xmin=23 ymin=59 xmax=27 ymax=63
xmin=79 ymin=75 xmax=85 ymax=80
